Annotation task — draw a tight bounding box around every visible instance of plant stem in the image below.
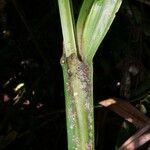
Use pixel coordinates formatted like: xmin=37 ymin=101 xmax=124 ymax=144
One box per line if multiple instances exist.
xmin=61 ymin=54 xmax=94 ymax=150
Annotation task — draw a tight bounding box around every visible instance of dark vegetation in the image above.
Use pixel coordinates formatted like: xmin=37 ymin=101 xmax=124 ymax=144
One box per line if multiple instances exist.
xmin=0 ymin=0 xmax=149 ymax=149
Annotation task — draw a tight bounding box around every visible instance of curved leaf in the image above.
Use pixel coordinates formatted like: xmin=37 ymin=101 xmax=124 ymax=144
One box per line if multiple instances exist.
xmin=79 ymin=0 xmax=122 ymax=62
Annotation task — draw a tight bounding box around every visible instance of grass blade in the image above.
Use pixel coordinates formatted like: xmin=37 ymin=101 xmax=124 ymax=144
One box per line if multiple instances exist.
xmin=58 ymin=0 xmax=77 ymax=57
xmin=80 ymin=0 xmax=122 ymax=62
xmin=76 ymin=0 xmax=94 ymax=55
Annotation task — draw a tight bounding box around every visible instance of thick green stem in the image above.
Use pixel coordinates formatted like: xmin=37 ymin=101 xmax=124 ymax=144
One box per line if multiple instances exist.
xmin=61 ymin=54 xmax=94 ymax=150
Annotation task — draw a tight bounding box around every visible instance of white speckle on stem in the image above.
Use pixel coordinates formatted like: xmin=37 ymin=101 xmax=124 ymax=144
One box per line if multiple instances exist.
xmin=73 ymin=92 xmax=78 ymax=96
xmin=90 ymin=125 xmax=93 ymax=130
xmin=88 ymin=115 xmax=93 ymax=124
xmin=89 ymin=131 xmax=93 ymax=138
xmin=85 ymin=102 xmax=90 ymax=110
xmin=67 ymin=69 xmax=71 ymax=74
xmin=61 ymin=59 xmax=65 ymax=64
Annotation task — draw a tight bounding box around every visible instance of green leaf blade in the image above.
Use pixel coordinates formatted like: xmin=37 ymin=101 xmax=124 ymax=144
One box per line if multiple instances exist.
xmin=58 ymin=0 xmax=77 ymax=57
xmin=80 ymin=0 xmax=122 ymax=62
xmin=76 ymin=0 xmax=94 ymax=55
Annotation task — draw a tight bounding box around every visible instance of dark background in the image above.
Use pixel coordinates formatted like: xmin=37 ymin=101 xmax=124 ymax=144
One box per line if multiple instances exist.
xmin=0 ymin=0 xmax=150 ymax=149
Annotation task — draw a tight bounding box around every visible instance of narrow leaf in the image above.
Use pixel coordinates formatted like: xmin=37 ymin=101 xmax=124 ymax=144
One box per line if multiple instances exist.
xmin=120 ymin=124 xmax=150 ymax=150
xmin=76 ymin=0 xmax=94 ymax=55
xmin=58 ymin=0 xmax=77 ymax=57
xmin=81 ymin=0 xmax=122 ymax=62
xmin=99 ymin=98 xmax=150 ymax=128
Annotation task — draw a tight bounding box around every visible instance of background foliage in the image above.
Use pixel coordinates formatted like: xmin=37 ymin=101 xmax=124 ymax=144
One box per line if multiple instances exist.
xmin=0 ymin=0 xmax=149 ymax=149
